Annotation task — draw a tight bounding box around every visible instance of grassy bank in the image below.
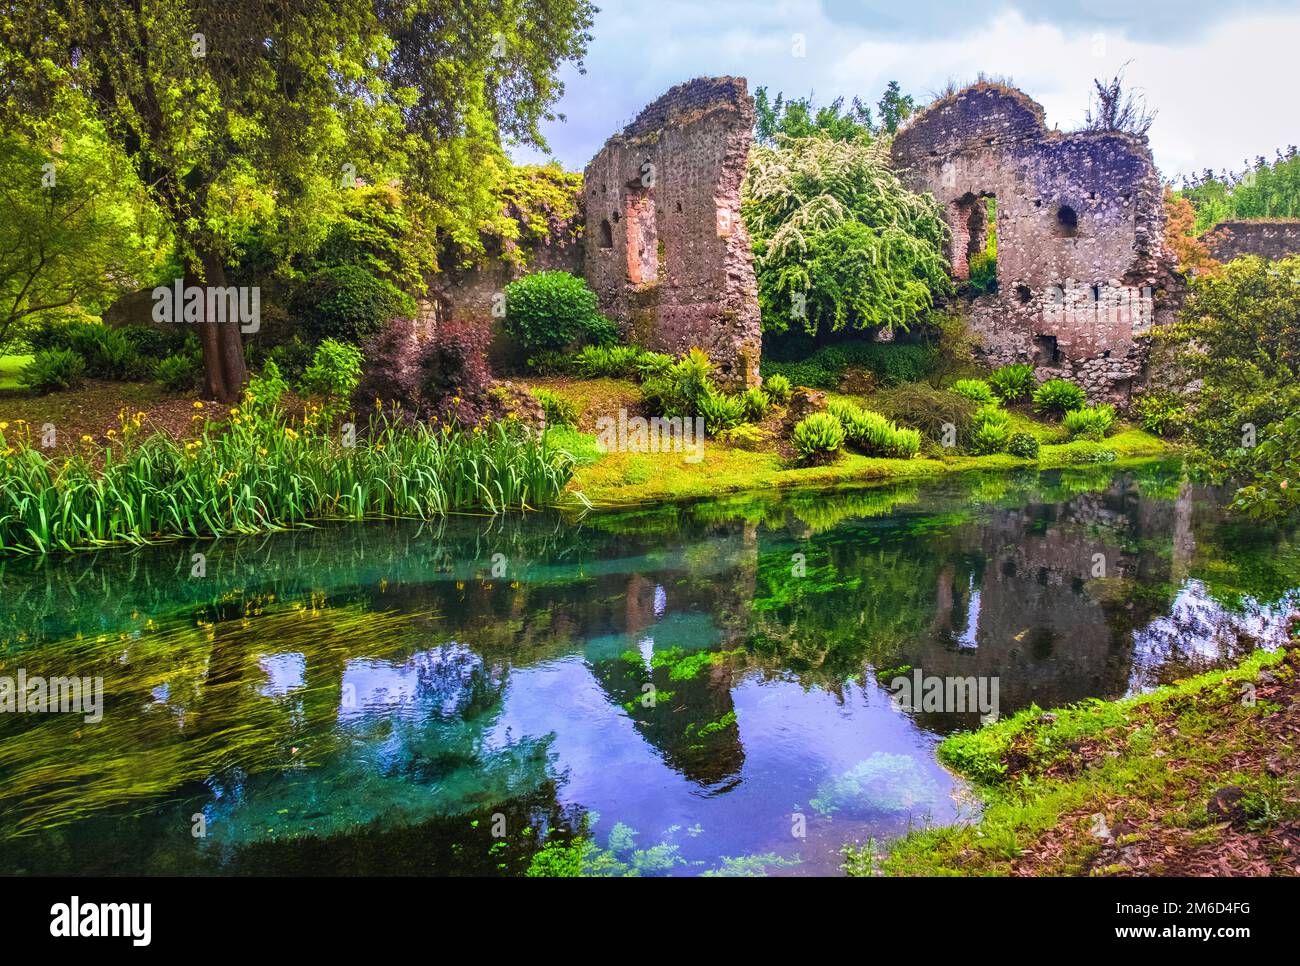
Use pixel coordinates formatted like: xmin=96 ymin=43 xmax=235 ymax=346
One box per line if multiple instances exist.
xmin=852 ymin=642 xmax=1300 ymax=877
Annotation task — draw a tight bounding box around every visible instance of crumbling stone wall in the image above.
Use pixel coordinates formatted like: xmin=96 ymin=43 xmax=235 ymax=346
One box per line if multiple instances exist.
xmin=1205 ymin=219 xmax=1300 ymax=262
xmin=891 ymin=84 xmax=1177 ymax=403
xmin=582 ymin=77 xmax=762 ymax=387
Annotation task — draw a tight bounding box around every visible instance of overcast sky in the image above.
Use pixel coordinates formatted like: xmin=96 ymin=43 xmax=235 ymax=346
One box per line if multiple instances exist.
xmin=512 ymin=0 xmax=1299 ymax=182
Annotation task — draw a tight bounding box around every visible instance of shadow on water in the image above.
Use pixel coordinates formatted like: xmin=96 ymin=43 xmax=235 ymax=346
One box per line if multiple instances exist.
xmin=0 ymin=461 xmax=1296 ymax=875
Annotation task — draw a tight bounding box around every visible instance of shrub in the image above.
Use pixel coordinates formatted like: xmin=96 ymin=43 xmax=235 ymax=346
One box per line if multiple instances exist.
xmin=791 ymin=412 xmax=846 ymax=464
xmin=872 ymin=383 xmax=978 ymax=446
xmin=1061 ymin=443 xmax=1117 ymax=464
xmin=634 ymin=351 xmax=674 ymax=381
xmin=504 ymin=270 xmax=611 ymax=356
xmin=967 ymin=250 xmax=997 ymax=295
xmin=264 ymin=334 xmax=316 ymax=384
xmin=1033 ymin=378 xmax=1087 ymax=418
xmin=698 ymin=388 xmax=748 ymax=435
xmin=950 ymin=378 xmax=997 ymax=405
xmin=825 ymin=399 xmax=919 ymax=459
xmin=292 ymin=264 xmax=417 ymax=345
xmin=19 ymin=348 xmax=86 ymax=394
xmin=740 ymin=386 xmax=772 ymax=422
xmin=988 ymin=363 xmax=1035 ymax=402
xmin=155 ymin=352 xmax=200 ymax=393
xmin=532 ymin=388 xmax=578 ymax=428
xmin=353 ymin=318 xmax=425 ymax=414
xmin=31 ymin=320 xmax=144 ymax=380
xmin=1132 ymin=390 xmax=1187 ymax=437
xmin=416 ymin=321 xmax=496 ymax=427
xmin=573 ymin=344 xmax=643 ymax=379
xmin=1006 ymin=432 xmax=1040 ymax=460
xmin=300 ymin=339 xmax=365 ymax=415
xmin=119 ymin=325 xmax=189 ymax=361
xmin=1063 ymin=403 xmax=1116 ymax=441
xmin=761 ymin=341 xmax=936 ymax=389
xmin=967 ymin=405 xmax=1011 ymax=455
xmin=764 ymin=373 xmax=792 ymax=404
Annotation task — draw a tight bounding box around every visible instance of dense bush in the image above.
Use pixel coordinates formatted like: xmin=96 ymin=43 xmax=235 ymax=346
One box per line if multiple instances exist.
xmin=871 ymin=383 xmax=978 ymax=447
xmin=950 ymin=378 xmax=996 ymax=405
xmin=19 ymin=348 xmax=86 ymax=394
xmin=1006 ymin=432 xmax=1040 ymax=460
xmin=1062 ymin=403 xmax=1116 ymax=441
xmin=1032 ymin=378 xmax=1087 ymax=418
xmin=504 ymin=270 xmax=612 ymax=356
xmin=292 ymin=264 xmax=417 ymax=345
xmin=763 ymin=373 xmax=792 ymax=404
xmin=416 ymin=321 xmax=497 ymax=427
xmin=744 ymin=137 xmax=951 ymax=337
xmin=698 ymin=388 xmax=748 ymax=435
xmin=761 ymin=341 xmax=936 ymax=389
xmin=988 ymin=363 xmax=1035 ymax=402
xmin=263 ymin=334 xmax=316 ymax=384
xmin=572 ymin=344 xmax=644 ymax=379
xmin=967 ymin=250 xmax=998 ymax=295
xmin=1131 ymin=390 xmax=1187 ymax=437
xmin=791 ymin=412 xmax=846 ymax=464
xmin=353 ymin=318 xmax=423 ymax=414
xmin=740 ymin=386 xmax=773 ymax=422
xmin=966 ymin=404 xmax=1011 ymax=455
xmin=155 ymin=352 xmax=201 ymax=393
xmin=300 ymin=339 xmax=365 ymax=416
xmin=29 ymin=320 xmax=146 ymax=380
xmin=532 ymin=388 xmax=578 ymax=428
xmin=119 ymin=325 xmax=190 ymax=361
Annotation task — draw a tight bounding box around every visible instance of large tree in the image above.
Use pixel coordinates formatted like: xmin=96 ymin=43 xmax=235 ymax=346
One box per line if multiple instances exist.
xmin=0 ymin=1 xmax=593 ymax=401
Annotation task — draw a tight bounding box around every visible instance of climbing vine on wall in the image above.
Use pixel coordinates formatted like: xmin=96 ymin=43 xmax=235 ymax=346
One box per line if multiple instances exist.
xmin=742 ymin=136 xmax=951 ymax=337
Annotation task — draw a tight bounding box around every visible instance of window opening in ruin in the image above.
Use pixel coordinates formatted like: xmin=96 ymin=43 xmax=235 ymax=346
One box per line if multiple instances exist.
xmin=1033 ymin=333 xmax=1060 ymax=366
xmin=598 ymin=219 xmax=613 ymax=250
xmin=1056 ymin=205 xmax=1079 ymax=237
xmin=1016 ymin=284 xmax=1032 ymax=304
xmin=966 ymin=195 xmax=997 ymax=294
xmin=624 ymin=187 xmax=658 ymax=285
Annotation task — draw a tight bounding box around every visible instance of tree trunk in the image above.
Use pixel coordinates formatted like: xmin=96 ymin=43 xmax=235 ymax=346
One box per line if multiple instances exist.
xmin=197 ymin=251 xmax=249 ymax=403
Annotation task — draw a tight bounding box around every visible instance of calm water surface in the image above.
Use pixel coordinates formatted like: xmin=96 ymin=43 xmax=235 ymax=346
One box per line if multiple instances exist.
xmin=0 ymin=462 xmax=1296 ymax=875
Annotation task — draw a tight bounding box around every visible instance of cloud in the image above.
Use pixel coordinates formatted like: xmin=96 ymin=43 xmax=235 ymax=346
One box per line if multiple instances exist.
xmin=513 ymin=1 xmax=1299 ymax=182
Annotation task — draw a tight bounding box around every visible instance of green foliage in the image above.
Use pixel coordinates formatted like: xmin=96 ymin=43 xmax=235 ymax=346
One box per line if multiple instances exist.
xmin=761 ymin=341 xmax=936 ymax=389
xmin=154 ymin=352 xmax=200 ymax=393
xmin=310 ymin=184 xmax=437 ymax=294
xmin=1032 ymin=378 xmax=1087 ymax=419
xmin=826 ymin=399 xmax=919 ymax=458
xmin=479 ymin=164 xmax=585 ymax=265
xmin=791 ymin=412 xmax=846 ymax=464
xmin=30 ymin=320 xmax=147 ymax=380
xmin=1160 ymin=255 xmax=1300 ymax=518
xmin=504 ymin=270 xmax=610 ymax=356
xmin=987 ymin=363 xmax=1035 ymax=402
xmin=1006 ymin=432 xmax=1040 ymax=460
xmin=753 ymin=88 xmax=874 ymax=146
xmin=0 ymin=390 xmax=575 ymax=553
xmin=966 ymin=404 xmax=1011 ymax=455
xmin=571 ymin=344 xmax=644 ymax=379
xmin=18 ymin=348 xmax=86 ymax=394
xmin=743 ymin=137 xmax=951 ymax=337
xmin=532 ymin=387 xmax=578 ymax=428
xmin=1062 ymin=403 xmax=1116 ymax=441
xmin=1179 ymin=147 xmax=1300 ymax=233
xmin=698 ymin=388 xmax=748 ymax=435
xmin=967 ymin=250 xmax=998 ymax=294
xmin=739 ymin=386 xmax=772 ymax=422
xmin=1131 ymin=390 xmax=1187 ymax=438
xmin=763 ymin=373 xmax=792 ymax=404
xmin=1232 ymin=412 xmax=1300 ymax=519
xmin=300 ymin=339 xmax=365 ymax=416
xmin=292 ymin=265 xmax=417 ymax=345
xmin=950 ymin=378 xmax=996 ymax=405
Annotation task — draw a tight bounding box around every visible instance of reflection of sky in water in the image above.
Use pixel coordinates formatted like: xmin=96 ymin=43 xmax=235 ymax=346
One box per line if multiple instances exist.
xmin=258 ymin=652 xmax=305 ymax=697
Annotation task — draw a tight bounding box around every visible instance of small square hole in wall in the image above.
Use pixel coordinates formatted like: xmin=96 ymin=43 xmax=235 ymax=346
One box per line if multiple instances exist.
xmin=1016 ymin=284 xmax=1032 ymax=304
xmin=1033 ymin=333 xmax=1060 ymax=366
xmin=1055 ymin=205 xmax=1079 ymax=237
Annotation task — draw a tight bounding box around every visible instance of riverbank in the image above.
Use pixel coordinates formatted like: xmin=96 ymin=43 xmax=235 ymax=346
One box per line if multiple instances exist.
xmin=854 ymin=638 xmax=1300 ymax=877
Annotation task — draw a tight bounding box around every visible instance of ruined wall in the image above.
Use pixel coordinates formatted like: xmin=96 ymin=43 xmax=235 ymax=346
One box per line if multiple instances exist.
xmin=1205 ymin=219 xmax=1300 ymax=262
xmin=582 ymin=77 xmax=762 ymax=387
xmin=891 ymin=84 xmax=1177 ymax=403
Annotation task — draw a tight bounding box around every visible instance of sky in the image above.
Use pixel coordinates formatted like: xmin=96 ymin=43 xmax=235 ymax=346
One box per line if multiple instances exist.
xmin=512 ymin=0 xmax=1300 ymax=182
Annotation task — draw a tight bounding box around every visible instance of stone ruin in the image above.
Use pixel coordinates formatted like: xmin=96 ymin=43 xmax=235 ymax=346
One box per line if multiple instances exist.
xmin=891 ymin=83 xmax=1178 ymax=403
xmin=582 ymin=76 xmax=762 ymax=387
xmin=1205 ymin=219 xmax=1300 ymax=263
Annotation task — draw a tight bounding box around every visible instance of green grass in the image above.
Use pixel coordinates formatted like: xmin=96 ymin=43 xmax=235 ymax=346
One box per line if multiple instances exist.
xmin=0 ymin=354 xmax=32 ymax=391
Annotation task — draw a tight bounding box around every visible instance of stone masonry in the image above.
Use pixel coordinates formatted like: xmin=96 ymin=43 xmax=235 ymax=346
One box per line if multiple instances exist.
xmin=891 ymin=83 xmax=1178 ymax=403
xmin=1205 ymin=219 xmax=1300 ymax=262
xmin=582 ymin=77 xmax=762 ymax=388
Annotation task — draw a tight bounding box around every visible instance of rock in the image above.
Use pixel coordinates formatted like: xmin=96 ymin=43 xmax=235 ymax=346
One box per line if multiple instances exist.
xmin=785 ymin=387 xmax=827 ymax=425
xmin=1207 ymin=786 xmax=1247 ymax=824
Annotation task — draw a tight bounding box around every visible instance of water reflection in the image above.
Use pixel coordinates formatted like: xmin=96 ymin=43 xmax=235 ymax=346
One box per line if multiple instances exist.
xmin=0 ymin=462 xmax=1296 ymax=876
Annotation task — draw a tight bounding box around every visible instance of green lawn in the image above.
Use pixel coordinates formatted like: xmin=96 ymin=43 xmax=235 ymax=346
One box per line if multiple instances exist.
xmin=0 ymin=354 xmax=32 ymax=391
